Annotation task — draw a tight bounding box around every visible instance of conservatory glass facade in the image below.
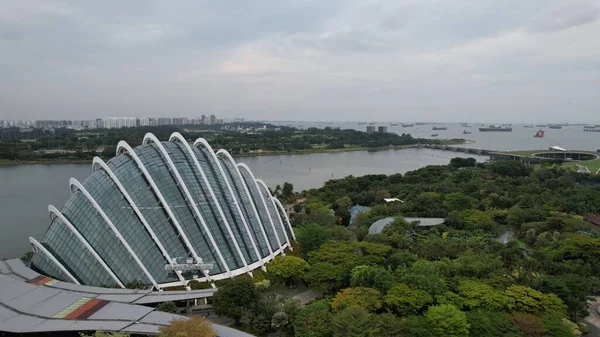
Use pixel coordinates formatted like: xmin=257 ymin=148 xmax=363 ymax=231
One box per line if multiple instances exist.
xmin=29 ymin=132 xmax=295 ymax=289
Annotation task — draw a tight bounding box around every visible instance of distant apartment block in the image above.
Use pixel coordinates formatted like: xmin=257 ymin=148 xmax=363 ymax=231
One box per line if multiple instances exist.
xmin=103 ymin=117 xmax=137 ymax=129
xmin=378 ymin=126 xmax=388 ymax=133
xmin=367 ymin=125 xmax=376 ymax=133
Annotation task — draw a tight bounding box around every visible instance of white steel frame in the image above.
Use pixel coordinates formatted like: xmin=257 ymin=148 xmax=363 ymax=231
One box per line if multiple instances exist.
xmin=161 ymin=134 xmax=250 ymax=274
xmin=140 ymin=134 xmax=231 ymax=276
xmin=256 ymin=179 xmax=291 ymax=248
xmin=272 ymin=197 xmax=296 ymax=240
xmin=69 ymin=178 xmax=159 ymax=289
xmin=216 ymin=150 xmax=275 ymax=260
xmin=190 ymin=136 xmax=263 ymax=269
xmin=33 ymin=133 xmax=297 ymax=288
xmin=48 ymin=205 xmax=125 ymax=288
xmin=237 ymin=163 xmax=284 ymax=254
xmin=115 ymin=141 xmax=207 ymax=279
xmin=92 ymin=157 xmax=186 ymax=284
xmin=28 ymin=237 xmax=80 ymax=284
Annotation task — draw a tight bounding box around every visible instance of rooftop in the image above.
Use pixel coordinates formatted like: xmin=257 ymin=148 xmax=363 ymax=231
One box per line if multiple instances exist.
xmin=0 ymin=259 xmax=253 ymax=336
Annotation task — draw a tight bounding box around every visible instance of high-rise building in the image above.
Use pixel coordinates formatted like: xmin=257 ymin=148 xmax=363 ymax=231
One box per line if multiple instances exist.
xmin=157 ymin=118 xmax=172 ymax=126
xmin=366 ymin=126 xmax=376 ymax=133
xmin=103 ymin=117 xmax=136 ymax=129
xmin=209 ymin=115 xmax=216 ymax=125
xmin=378 ymin=126 xmax=388 ymax=133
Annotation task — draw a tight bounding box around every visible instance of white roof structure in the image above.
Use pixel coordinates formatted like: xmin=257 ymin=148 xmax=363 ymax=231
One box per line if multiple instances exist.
xmin=383 ymin=198 xmax=404 ymax=203
xmin=549 ymin=146 xmax=567 ymax=151
xmin=0 ymin=259 xmax=254 ymax=336
xmin=369 ymin=217 xmax=445 ymax=234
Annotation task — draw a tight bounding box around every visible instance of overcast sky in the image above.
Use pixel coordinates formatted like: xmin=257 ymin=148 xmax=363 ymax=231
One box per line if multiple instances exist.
xmin=1 ymin=0 xmax=599 ymax=122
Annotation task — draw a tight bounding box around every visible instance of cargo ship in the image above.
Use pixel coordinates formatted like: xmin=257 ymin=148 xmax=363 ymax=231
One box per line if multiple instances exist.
xmin=548 ymin=124 xmax=562 ymax=129
xmin=479 ymin=125 xmax=513 ymax=132
xmin=401 ymin=123 xmax=415 ymax=127
xmin=432 ymin=125 xmax=448 ymax=130
xmin=583 ymin=125 xmax=600 ymax=132
xmin=523 ymin=124 xmax=534 ymax=128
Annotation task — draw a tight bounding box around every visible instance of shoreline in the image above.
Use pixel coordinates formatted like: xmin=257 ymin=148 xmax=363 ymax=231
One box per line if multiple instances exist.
xmin=0 ymin=142 xmax=467 ymax=166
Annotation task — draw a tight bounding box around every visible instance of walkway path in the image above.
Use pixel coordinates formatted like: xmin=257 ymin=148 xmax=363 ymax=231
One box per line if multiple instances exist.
xmin=583 ymin=297 xmax=600 ymax=336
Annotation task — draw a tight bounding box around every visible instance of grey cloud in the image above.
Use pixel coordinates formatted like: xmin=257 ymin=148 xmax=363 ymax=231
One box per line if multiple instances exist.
xmin=529 ymin=0 xmax=599 ymax=32
xmin=0 ymin=0 xmax=599 ymax=122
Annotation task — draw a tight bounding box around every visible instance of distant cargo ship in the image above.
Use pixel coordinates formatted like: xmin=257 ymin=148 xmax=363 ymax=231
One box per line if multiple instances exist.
xmin=584 ymin=125 xmax=600 ymax=132
xmin=523 ymin=124 xmax=534 ymax=128
xmin=549 ymin=124 xmax=562 ymax=129
xmin=432 ymin=125 xmax=448 ymax=130
xmin=535 ymin=124 xmax=547 ymax=127
xmin=463 ymin=129 xmax=472 ymax=134
xmin=402 ymin=123 xmax=415 ymax=127
xmin=479 ymin=125 xmax=513 ymax=132
xmin=390 ymin=123 xmax=399 ymax=126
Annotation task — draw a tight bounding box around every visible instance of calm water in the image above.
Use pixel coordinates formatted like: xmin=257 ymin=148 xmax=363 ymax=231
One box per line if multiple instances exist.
xmin=271 ymin=122 xmax=600 ymax=152
xmin=0 ymin=148 xmax=485 ymax=259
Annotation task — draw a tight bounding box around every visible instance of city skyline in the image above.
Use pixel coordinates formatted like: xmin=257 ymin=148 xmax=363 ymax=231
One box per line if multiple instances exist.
xmin=1 ymin=1 xmax=599 ymax=122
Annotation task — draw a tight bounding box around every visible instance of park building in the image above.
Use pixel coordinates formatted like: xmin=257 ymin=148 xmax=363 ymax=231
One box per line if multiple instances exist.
xmin=29 ymin=132 xmax=295 ymax=290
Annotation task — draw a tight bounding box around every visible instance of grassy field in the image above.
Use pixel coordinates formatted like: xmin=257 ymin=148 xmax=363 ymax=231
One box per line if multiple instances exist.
xmin=563 ymin=159 xmax=600 ymax=174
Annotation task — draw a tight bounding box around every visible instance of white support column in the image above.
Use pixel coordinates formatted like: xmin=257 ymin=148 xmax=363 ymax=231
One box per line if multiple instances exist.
xmin=29 ymin=237 xmax=80 ymax=284
xmin=189 ymin=136 xmax=263 ymax=269
xmin=272 ymin=197 xmax=296 ymax=240
xmin=116 ymin=141 xmax=209 ymax=281
xmin=69 ymin=178 xmax=159 ymax=289
xmin=92 ymin=157 xmax=185 ymax=284
xmin=165 ymin=134 xmax=251 ymax=273
xmin=256 ymin=179 xmax=291 ymax=248
xmin=216 ymin=150 xmax=275 ymax=263
xmin=139 ymin=134 xmax=231 ymax=275
xmin=48 ymin=205 xmax=124 ymax=288
xmin=237 ymin=163 xmax=285 ymax=255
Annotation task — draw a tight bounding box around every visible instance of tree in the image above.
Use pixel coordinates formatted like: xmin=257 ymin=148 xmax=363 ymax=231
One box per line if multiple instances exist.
xmin=156 ymin=301 xmax=178 ymax=314
xmin=505 ymin=285 xmax=567 ymax=316
xmin=271 ymin=311 xmax=289 ymax=337
xmin=293 ymin=300 xmax=334 ymax=337
xmin=508 ymin=313 xmax=547 ymax=337
xmin=466 ymin=311 xmax=521 ymax=337
xmin=375 ymin=313 xmax=403 ymax=337
xmin=296 ymin=223 xmax=332 ymax=257
xmin=304 ymin=262 xmax=346 ymax=293
xmin=331 ymin=287 xmax=382 ymax=312
xmin=212 ymin=276 xmax=255 ymax=324
xmin=267 ymin=255 xmax=310 ymax=285
xmin=425 ymin=304 xmax=470 ymax=337
xmin=79 ymin=332 xmax=130 ymax=337
xmin=332 ymin=306 xmax=378 ymax=337
xmin=540 ymin=314 xmax=578 ymax=337
xmin=449 ymin=157 xmax=477 ymax=168
xmin=443 ymin=192 xmax=475 ymax=212
xmin=398 ymin=260 xmax=448 ymax=296
xmin=382 ymin=283 xmax=433 ymax=316
xmin=158 ymin=317 xmax=216 ymax=337
xmin=350 ymin=265 xmax=394 ymax=293
xmin=454 ymin=280 xmax=514 ymax=312
xmin=281 ymin=182 xmax=295 ymax=202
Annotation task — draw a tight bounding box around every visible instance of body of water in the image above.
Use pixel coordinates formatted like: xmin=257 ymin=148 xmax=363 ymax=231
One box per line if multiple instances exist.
xmin=270 ymin=122 xmax=600 ymax=152
xmin=0 ymin=148 xmax=486 ymax=259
